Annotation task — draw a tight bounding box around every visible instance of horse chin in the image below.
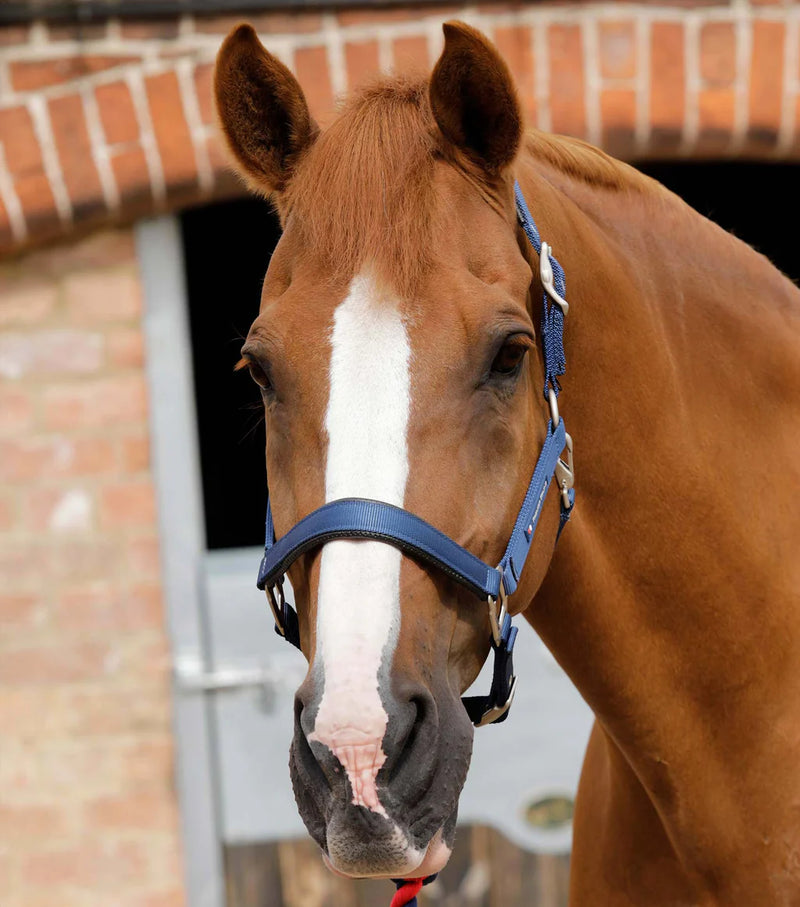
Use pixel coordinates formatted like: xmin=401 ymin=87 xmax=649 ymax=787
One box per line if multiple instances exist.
xmin=322 ymin=816 xmax=455 ymax=880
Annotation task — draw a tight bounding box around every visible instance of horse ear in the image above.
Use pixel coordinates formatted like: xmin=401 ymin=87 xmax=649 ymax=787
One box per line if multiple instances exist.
xmin=429 ymin=21 xmax=522 ymax=173
xmin=214 ymin=24 xmax=318 ymax=195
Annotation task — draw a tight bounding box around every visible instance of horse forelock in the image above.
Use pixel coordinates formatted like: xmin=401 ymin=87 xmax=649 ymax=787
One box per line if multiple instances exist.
xmin=282 ymin=74 xmax=440 ymax=296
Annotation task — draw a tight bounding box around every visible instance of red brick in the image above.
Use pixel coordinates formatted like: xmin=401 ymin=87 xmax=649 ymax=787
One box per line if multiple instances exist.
xmin=294 ymin=46 xmax=334 ymax=123
xmin=85 ymin=793 xmax=177 ymax=831
xmin=14 ymin=173 xmax=61 ymax=237
xmin=0 ymin=106 xmax=59 ymax=234
xmin=0 ymin=593 xmax=42 ymax=628
xmin=599 ymin=21 xmax=637 ymax=80
xmin=0 ymin=329 xmax=103 ymax=379
xmin=46 ymin=21 xmax=106 ymax=41
xmin=111 ymin=148 xmax=153 ymax=209
xmin=121 ymin=19 xmax=179 ymax=39
xmin=0 ymin=491 xmax=15 ymax=531
xmin=0 ymin=804 xmax=69 ymax=839
xmin=22 ymin=840 xmax=151 ymax=890
xmin=495 ymin=26 xmax=536 ymax=124
xmin=600 ymin=89 xmax=636 ymax=155
xmin=193 ymin=63 xmax=214 ymax=126
xmin=697 ymin=88 xmax=736 ymax=154
xmin=336 ymin=7 xmax=420 ymax=27
xmin=0 ymin=386 xmax=35 ymax=435
xmin=145 ymin=71 xmax=199 ymax=197
xmin=41 ymin=374 xmax=148 ymax=430
xmin=120 ymin=433 xmax=150 ymax=472
xmin=747 ymin=20 xmax=784 ymax=149
xmin=43 ymin=537 xmax=122 ymax=583
xmin=650 ymin=23 xmax=685 ymax=148
xmin=107 ymin=326 xmax=145 ymax=368
xmin=64 ymin=268 xmax=141 ymax=323
xmin=392 ymin=35 xmax=430 ymax=71
xmin=99 ymin=480 xmax=156 ymax=529
xmin=10 ymin=55 xmax=140 ymax=92
xmin=54 ymin=581 xmax=163 ymax=632
xmin=194 ymin=10 xmax=323 ymax=34
xmin=0 ymin=277 xmax=58 ymax=327
xmin=0 ymin=25 xmax=29 ymax=46
xmin=0 ymin=106 xmax=44 ymax=178
xmin=700 ymin=22 xmax=736 ymax=87
xmin=48 ymin=93 xmax=106 ymax=219
xmin=0 ymin=641 xmax=110 ymax=684
xmin=0 ymin=683 xmax=171 ymax=738
xmin=96 ymin=80 xmax=140 ymax=147
xmin=33 ymin=227 xmax=136 ymax=275
xmin=549 ymin=25 xmax=586 ymax=137
xmin=345 ymin=40 xmax=381 ymax=91
xmin=125 ymin=534 xmax=161 ymax=577
xmin=0 ymin=437 xmax=116 ymax=482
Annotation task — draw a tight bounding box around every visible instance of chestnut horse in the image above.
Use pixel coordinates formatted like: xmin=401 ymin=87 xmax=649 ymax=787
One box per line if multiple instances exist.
xmin=214 ymin=21 xmax=800 ymax=905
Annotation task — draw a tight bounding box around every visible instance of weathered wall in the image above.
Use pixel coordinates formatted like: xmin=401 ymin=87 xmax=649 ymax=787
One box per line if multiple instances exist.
xmin=0 ymin=0 xmax=797 ymax=257
xmin=0 ymin=227 xmax=184 ymax=907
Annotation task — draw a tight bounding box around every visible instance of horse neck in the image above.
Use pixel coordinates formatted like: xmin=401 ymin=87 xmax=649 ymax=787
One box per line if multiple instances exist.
xmin=517 ymin=157 xmax=800 ymax=865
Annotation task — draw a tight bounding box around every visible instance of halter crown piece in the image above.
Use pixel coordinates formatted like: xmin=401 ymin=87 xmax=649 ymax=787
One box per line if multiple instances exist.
xmin=256 ymin=181 xmax=574 ymax=731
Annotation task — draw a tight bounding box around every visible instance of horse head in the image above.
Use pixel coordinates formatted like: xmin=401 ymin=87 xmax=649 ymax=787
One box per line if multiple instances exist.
xmin=214 ymin=22 xmax=566 ymax=880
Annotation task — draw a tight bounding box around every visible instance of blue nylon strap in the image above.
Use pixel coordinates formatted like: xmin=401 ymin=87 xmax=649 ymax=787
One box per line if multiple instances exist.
xmin=258 ymin=498 xmax=502 ymax=601
xmin=497 ymin=418 xmax=565 ymax=596
xmin=258 ymin=419 xmax=566 ymax=605
xmin=514 ymin=181 xmax=567 ymax=398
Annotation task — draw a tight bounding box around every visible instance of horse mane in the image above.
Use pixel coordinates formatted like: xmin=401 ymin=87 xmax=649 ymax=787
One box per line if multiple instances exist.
xmin=284 ymin=74 xmax=655 ymax=293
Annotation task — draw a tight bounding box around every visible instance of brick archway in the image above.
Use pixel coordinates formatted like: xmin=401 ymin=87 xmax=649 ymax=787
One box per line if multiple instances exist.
xmin=0 ymin=1 xmax=797 ymax=257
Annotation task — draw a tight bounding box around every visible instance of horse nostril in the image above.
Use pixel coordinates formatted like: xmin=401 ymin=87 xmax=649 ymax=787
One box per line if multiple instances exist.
xmin=385 ymin=692 xmax=434 ymax=784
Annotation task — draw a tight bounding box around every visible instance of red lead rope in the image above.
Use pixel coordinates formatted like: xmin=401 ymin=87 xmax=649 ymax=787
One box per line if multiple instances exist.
xmin=390 ymin=873 xmax=437 ymax=907
xmin=390 ymin=878 xmax=424 ymax=907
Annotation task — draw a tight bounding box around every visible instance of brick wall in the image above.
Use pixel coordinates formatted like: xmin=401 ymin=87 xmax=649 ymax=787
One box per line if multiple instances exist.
xmin=0 ymin=227 xmax=184 ymax=907
xmin=1 ymin=0 xmax=799 ymax=258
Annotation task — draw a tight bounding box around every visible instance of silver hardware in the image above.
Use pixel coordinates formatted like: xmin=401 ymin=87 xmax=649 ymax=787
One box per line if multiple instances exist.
xmin=487 ymin=578 xmax=508 ymax=648
xmin=266 ymin=581 xmax=286 ymax=636
xmin=554 ymin=432 xmax=575 ymax=510
xmin=548 ymin=388 xmax=560 ymax=427
xmin=539 ymin=242 xmax=569 ymax=314
xmin=475 ymin=675 xmax=518 ymax=727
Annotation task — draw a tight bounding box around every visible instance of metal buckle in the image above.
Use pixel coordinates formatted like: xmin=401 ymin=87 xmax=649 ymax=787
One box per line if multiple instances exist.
xmin=266 ymin=580 xmax=286 ymax=637
xmin=540 ymin=242 xmax=569 ymax=315
xmin=554 ymin=432 xmax=575 ymax=510
xmin=487 ymin=577 xmax=508 ymax=648
xmin=474 ymin=675 xmax=518 ymax=727
xmin=548 ymin=388 xmax=560 ymax=427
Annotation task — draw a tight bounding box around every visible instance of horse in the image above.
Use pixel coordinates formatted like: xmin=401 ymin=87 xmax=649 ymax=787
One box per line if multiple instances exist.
xmin=213 ymin=20 xmax=800 ymax=905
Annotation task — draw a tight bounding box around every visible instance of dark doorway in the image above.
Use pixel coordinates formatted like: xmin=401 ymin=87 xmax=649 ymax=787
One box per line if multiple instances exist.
xmin=634 ymin=161 xmax=799 ymax=284
xmin=181 ymin=196 xmax=282 ymax=550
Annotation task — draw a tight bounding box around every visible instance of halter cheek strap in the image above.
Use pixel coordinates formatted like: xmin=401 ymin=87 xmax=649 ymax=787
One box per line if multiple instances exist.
xmin=255 ymin=180 xmax=574 ymax=729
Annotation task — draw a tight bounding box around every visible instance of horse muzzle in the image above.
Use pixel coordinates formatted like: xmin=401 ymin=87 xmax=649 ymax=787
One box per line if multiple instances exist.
xmin=289 ymin=675 xmax=471 ymax=877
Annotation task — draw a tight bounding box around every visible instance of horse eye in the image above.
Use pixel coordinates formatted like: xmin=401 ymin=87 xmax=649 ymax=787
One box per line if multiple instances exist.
xmin=248 ymin=361 xmax=272 ymax=391
xmin=491 ymin=337 xmax=531 ymax=376
xmin=238 ymin=355 xmax=273 ymax=392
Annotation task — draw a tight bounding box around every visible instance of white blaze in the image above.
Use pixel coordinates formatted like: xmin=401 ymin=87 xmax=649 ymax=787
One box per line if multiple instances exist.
xmin=308 ymin=271 xmax=411 ymax=815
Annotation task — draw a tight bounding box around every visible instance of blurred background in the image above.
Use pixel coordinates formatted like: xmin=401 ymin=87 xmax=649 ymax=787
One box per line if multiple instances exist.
xmin=1 ymin=1 xmax=798 ymax=905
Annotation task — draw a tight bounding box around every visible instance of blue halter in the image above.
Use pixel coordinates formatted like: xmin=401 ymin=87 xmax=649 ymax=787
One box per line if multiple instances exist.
xmin=256 ymin=181 xmax=574 ymax=727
